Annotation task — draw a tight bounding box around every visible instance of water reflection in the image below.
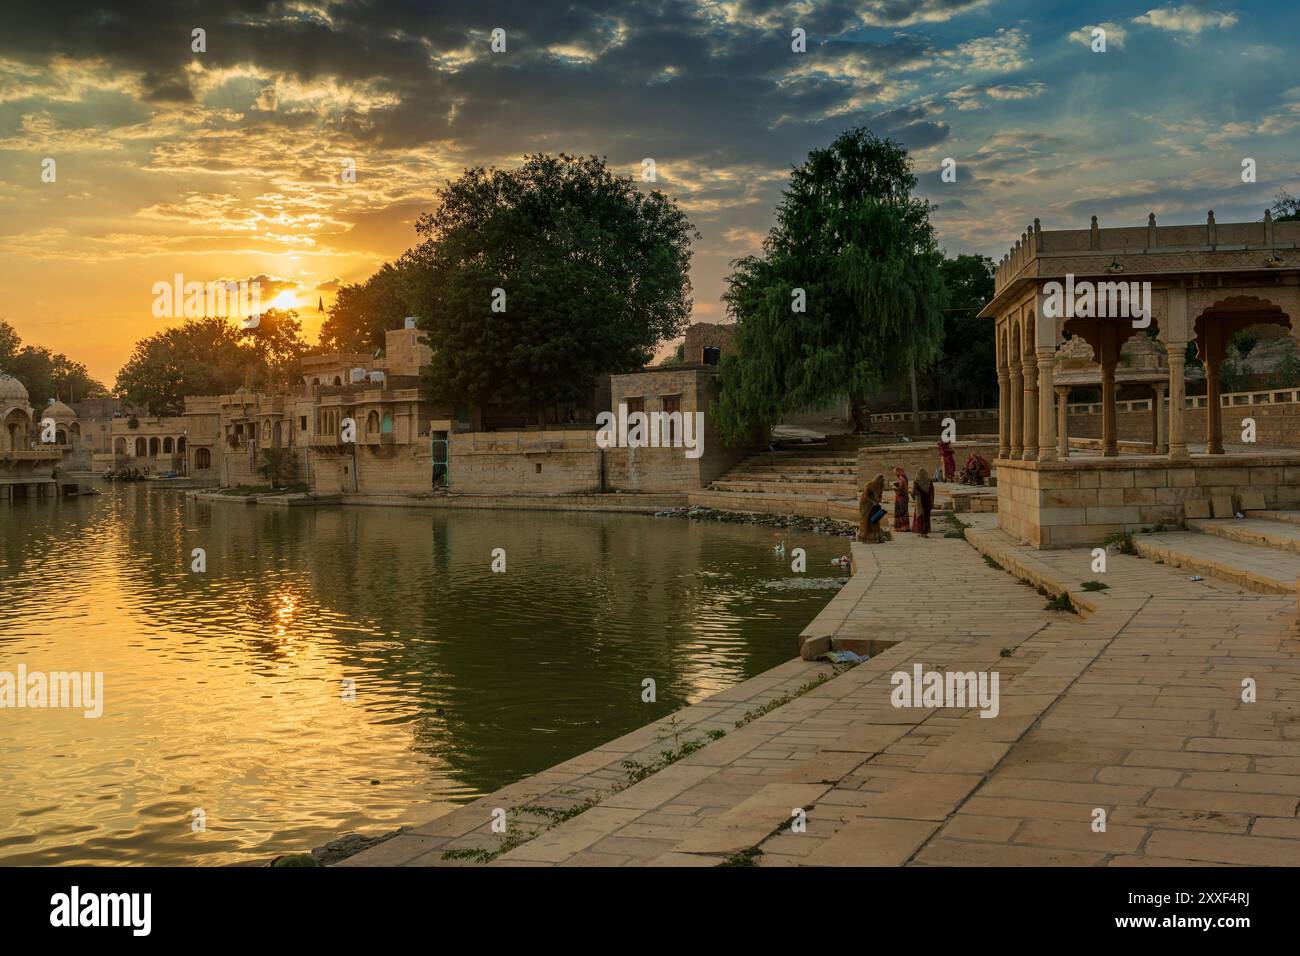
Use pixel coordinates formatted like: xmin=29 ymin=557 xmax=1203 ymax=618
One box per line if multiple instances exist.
xmin=0 ymin=485 xmax=848 ymax=865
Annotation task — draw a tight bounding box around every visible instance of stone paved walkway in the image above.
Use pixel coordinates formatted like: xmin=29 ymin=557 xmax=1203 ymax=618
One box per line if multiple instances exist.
xmin=342 ymin=514 xmax=1300 ymax=867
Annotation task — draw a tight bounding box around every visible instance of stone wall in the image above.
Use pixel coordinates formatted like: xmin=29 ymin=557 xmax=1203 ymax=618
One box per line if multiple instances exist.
xmin=681 ymin=322 xmax=736 ymax=364
xmin=449 ymin=432 xmax=602 ymax=495
xmin=1067 ymin=401 xmax=1300 ymax=447
xmin=308 ymin=444 xmax=434 ymax=495
xmin=997 ymin=455 xmax=1300 ymax=548
xmin=858 ymin=441 xmax=1000 ymax=486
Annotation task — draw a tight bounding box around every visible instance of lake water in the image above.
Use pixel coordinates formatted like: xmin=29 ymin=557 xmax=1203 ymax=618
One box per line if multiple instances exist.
xmin=0 ymin=484 xmax=849 ymax=865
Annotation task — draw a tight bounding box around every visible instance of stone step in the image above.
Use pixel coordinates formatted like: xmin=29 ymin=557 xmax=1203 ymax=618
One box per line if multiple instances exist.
xmin=730 ymin=463 xmax=858 ymax=475
xmin=1252 ymin=510 xmax=1300 ymax=527
xmin=1188 ymin=517 xmax=1300 ymax=554
xmin=1134 ymin=531 xmax=1300 ymax=595
xmin=688 ymin=489 xmax=860 ymax=521
xmin=723 ymin=467 xmax=857 ymax=480
xmin=712 ymin=481 xmax=863 ymax=496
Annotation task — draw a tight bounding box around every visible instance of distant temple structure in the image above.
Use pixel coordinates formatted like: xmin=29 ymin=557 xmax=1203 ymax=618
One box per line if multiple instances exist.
xmin=980 ymin=211 xmax=1300 ymax=547
xmin=0 ymin=373 xmax=64 ymax=499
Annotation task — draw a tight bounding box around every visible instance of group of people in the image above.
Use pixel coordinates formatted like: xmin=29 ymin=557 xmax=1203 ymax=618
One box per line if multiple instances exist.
xmin=857 ymin=466 xmax=935 ymax=543
xmin=856 ymin=439 xmax=988 ymax=543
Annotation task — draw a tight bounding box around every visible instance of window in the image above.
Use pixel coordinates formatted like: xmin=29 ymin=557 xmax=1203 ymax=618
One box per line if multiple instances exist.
xmin=626 ymin=396 xmax=645 ymax=414
xmin=661 ymin=395 xmax=682 ymax=445
xmin=196 ymin=448 xmax=211 ymax=469
xmin=299 ymin=416 xmax=307 ymax=431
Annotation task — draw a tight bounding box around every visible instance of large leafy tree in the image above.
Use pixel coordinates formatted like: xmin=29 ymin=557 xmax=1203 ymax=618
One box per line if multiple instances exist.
xmin=916 ymin=254 xmax=997 ymax=410
xmin=239 ymin=308 xmax=308 ymax=392
xmin=115 ymin=318 xmax=256 ymax=415
xmin=319 ymin=262 xmax=410 ymax=353
xmin=0 ymin=318 xmax=106 ymax=404
xmin=405 ymin=153 xmax=697 ymax=421
xmin=714 ymin=128 xmax=948 ymax=440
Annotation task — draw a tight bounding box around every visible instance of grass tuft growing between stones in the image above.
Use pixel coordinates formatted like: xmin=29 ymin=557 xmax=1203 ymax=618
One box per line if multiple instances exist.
xmin=1080 ymin=580 xmax=1110 ymax=591
xmin=1044 ymin=591 xmax=1077 ymax=613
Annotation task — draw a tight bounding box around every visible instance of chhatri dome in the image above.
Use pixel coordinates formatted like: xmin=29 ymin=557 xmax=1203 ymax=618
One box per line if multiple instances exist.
xmin=41 ymin=399 xmax=76 ymax=421
xmin=0 ymin=372 xmax=29 ymax=405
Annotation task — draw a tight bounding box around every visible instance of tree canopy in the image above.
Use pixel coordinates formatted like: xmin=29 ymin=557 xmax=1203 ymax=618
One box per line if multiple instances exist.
xmin=713 ymin=128 xmax=948 ymax=441
xmin=114 ymin=313 xmax=306 ymax=415
xmin=319 ymin=261 xmax=411 ymax=353
xmin=0 ymin=318 xmax=107 ymax=405
xmin=1275 ymin=189 xmax=1299 ymax=222
xmin=916 ymin=254 xmax=997 ymax=410
xmin=405 ymin=152 xmax=697 ymax=420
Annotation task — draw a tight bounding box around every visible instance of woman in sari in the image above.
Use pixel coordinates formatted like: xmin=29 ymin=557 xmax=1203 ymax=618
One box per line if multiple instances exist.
xmin=891 ymin=466 xmax=910 ymax=532
xmin=912 ymin=470 xmax=934 ymax=537
xmin=857 ymin=473 xmax=887 ymax=543
xmin=938 ymin=440 xmax=956 ymax=481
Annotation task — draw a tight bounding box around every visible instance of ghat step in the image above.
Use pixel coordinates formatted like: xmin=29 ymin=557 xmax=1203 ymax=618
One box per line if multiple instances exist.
xmin=1187 ymin=516 xmax=1300 ymax=554
xmin=1134 ymin=530 xmax=1300 ymax=595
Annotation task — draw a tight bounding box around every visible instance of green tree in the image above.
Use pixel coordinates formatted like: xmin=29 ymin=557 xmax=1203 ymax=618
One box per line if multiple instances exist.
xmin=240 ymin=309 xmax=308 ymax=392
xmin=1274 ymin=188 xmax=1299 ymax=222
xmin=0 ymin=319 xmax=107 ymax=405
xmin=116 ymin=318 xmax=253 ymax=415
xmin=916 ymin=254 xmax=997 ymax=410
xmin=714 ymin=128 xmax=948 ymax=440
xmin=404 ymin=153 xmax=697 ymax=422
xmin=0 ymin=319 xmax=19 ymax=369
xmin=257 ymin=447 xmax=296 ymax=490
xmin=319 ymin=262 xmax=410 ymax=353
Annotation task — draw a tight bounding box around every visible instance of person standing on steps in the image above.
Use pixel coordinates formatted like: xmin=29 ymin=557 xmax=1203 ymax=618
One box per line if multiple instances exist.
xmin=892 ymin=466 xmax=910 ymax=533
xmin=912 ymin=469 xmax=934 ymax=537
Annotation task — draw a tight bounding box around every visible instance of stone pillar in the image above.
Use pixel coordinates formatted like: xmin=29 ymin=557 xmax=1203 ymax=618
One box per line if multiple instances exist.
xmin=1009 ymin=353 xmax=1024 ymax=458
xmin=1055 ymin=386 xmax=1070 ymax=458
xmin=1152 ymin=383 xmax=1167 ymax=455
xmin=1022 ymin=348 xmax=1039 ymax=461
xmin=1036 ymin=348 xmax=1057 ymax=461
xmin=1100 ymin=361 xmax=1118 ymax=457
xmin=1204 ymin=322 xmax=1225 ymax=455
xmin=1167 ymin=345 xmax=1189 ymax=460
xmin=997 ymin=366 xmax=1011 ymax=459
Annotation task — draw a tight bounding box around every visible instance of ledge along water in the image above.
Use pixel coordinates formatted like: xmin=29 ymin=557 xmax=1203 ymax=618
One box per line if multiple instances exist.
xmin=0 ymin=482 xmax=851 ymax=865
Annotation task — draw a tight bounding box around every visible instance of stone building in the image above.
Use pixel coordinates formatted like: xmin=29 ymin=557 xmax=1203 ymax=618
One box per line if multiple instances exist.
xmin=0 ymin=373 xmax=62 ymax=499
xmin=107 ymin=415 xmax=191 ymax=474
xmin=980 ymin=210 xmax=1300 ymax=547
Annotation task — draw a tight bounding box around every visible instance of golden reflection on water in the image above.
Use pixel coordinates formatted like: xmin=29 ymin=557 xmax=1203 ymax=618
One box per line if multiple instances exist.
xmin=0 ymin=485 xmax=849 ymax=865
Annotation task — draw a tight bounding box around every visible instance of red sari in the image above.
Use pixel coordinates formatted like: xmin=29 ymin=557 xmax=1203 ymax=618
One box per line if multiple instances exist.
xmin=938 ymin=441 xmax=956 ymax=481
xmin=892 ymin=470 xmax=910 ymax=532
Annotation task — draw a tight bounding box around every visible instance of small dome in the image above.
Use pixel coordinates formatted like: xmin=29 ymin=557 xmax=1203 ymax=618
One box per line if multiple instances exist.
xmin=42 ymin=399 xmax=76 ymax=421
xmin=0 ymin=373 xmax=29 ymax=404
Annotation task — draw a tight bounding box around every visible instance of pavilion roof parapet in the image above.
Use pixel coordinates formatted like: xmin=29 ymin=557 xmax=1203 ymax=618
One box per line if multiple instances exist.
xmin=992 ymin=211 xmax=1300 ymax=297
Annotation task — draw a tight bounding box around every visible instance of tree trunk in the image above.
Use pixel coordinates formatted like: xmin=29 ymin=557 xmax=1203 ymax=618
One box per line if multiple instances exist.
xmin=849 ymin=392 xmax=870 ymax=433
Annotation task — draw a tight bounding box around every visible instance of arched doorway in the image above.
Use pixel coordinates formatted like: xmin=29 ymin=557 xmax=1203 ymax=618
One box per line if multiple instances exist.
xmin=1192 ymin=295 xmax=1293 ymax=454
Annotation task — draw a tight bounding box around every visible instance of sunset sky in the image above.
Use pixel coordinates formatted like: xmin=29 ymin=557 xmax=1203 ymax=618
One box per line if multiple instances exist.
xmin=0 ymin=0 xmax=1296 ymax=385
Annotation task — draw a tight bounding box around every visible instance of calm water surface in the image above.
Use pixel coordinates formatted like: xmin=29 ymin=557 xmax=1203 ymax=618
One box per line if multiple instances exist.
xmin=0 ymin=484 xmax=849 ymax=865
